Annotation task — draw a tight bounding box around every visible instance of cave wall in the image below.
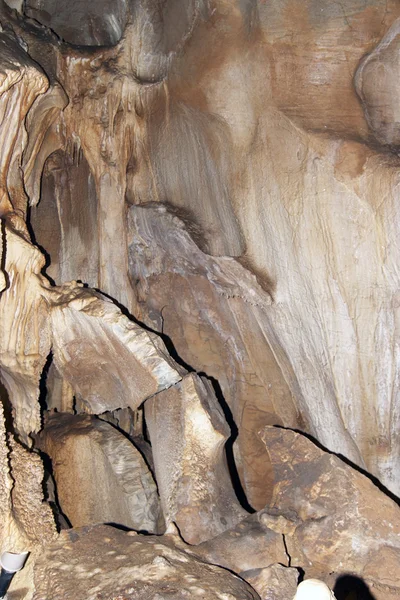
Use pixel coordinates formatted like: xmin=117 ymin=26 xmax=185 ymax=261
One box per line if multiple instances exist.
xmin=17 ymin=0 xmax=400 ymax=501
xmin=0 ymin=1 xmax=400 ymax=595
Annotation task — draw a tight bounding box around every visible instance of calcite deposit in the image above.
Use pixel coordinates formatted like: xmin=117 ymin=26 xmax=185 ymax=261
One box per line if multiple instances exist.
xmin=33 ymin=525 xmax=260 ymax=600
xmin=1 ymin=0 xmax=400 ymax=598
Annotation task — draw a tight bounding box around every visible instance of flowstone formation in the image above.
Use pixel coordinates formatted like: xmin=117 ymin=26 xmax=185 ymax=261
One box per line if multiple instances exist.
xmin=1 ymin=0 xmax=400 ymax=598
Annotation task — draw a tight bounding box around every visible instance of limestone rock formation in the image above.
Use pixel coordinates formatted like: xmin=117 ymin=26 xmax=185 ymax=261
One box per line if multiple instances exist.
xmin=129 ymin=204 xmax=295 ymax=510
xmin=194 ymin=513 xmax=288 ymax=573
xmin=145 ymin=373 xmax=247 ymax=544
xmin=2 ymin=0 xmax=400 ymax=598
xmin=240 ymin=564 xmax=299 ymax=600
xmin=1 ymin=219 xmax=182 ymax=439
xmin=38 ymin=413 xmax=163 ymax=533
xmin=49 ymin=283 xmax=183 ymax=415
xmin=33 ymin=524 xmax=260 ymax=600
xmin=261 ymin=426 xmax=400 ymax=591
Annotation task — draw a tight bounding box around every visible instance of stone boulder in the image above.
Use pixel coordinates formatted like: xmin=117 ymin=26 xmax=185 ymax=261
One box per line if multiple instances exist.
xmin=33 ymin=525 xmax=260 ymax=600
xmin=194 ymin=512 xmax=288 ymax=573
xmin=38 ymin=413 xmax=163 ymax=533
xmin=261 ymin=426 xmax=400 ymax=590
xmin=145 ymin=373 xmax=247 ymax=544
xmin=240 ymin=564 xmax=299 ymax=600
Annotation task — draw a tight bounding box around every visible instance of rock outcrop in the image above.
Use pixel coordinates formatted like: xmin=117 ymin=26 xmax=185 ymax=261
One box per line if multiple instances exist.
xmin=38 ymin=413 xmax=163 ymax=533
xmin=261 ymin=426 xmax=400 ymax=593
xmin=1 ymin=1 xmax=400 ymax=598
xmin=33 ymin=525 xmax=260 ymax=600
xmin=145 ymin=373 xmax=247 ymax=544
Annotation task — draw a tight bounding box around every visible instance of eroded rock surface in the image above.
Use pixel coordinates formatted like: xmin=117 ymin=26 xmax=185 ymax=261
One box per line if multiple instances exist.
xmin=194 ymin=513 xmax=288 ymax=573
xmin=33 ymin=525 xmax=260 ymax=600
xmin=261 ymin=426 xmax=400 ymax=590
xmin=240 ymin=564 xmax=299 ymax=600
xmin=38 ymin=413 xmax=163 ymax=533
xmin=129 ymin=204 xmax=296 ymax=510
xmin=145 ymin=373 xmax=247 ymax=544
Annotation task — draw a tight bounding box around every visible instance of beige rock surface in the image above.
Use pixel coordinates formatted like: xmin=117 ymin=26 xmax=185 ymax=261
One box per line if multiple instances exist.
xmin=14 ymin=0 xmax=400 ymax=498
xmin=261 ymin=426 xmax=400 ymax=589
xmin=49 ymin=282 xmax=182 ymax=415
xmin=145 ymin=373 xmax=247 ymax=544
xmin=129 ymin=204 xmax=297 ymax=510
xmin=38 ymin=413 xmax=163 ymax=533
xmin=240 ymin=564 xmax=299 ymax=600
xmin=194 ymin=513 xmax=288 ymax=573
xmin=33 ymin=524 xmax=260 ymax=600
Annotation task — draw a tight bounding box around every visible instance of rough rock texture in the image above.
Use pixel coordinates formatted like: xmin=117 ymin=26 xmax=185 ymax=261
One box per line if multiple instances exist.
xmin=129 ymin=204 xmax=296 ymax=510
xmin=49 ymin=283 xmax=182 ymax=415
xmin=38 ymin=413 xmax=163 ymax=533
xmin=240 ymin=564 xmax=299 ymax=600
xmin=2 ymin=1 xmax=400 ymax=597
xmin=1 ymin=221 xmax=181 ymax=438
xmin=16 ymin=0 xmax=400 ymax=500
xmin=194 ymin=513 xmax=288 ymax=573
xmin=24 ymin=0 xmax=128 ymax=47
xmin=33 ymin=525 xmax=260 ymax=600
xmin=145 ymin=373 xmax=247 ymax=544
xmin=261 ymin=426 xmax=400 ymax=590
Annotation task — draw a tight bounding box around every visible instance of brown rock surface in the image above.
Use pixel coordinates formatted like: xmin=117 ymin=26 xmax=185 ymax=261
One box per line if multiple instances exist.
xmin=194 ymin=513 xmax=288 ymax=573
xmin=49 ymin=282 xmax=182 ymax=415
xmin=129 ymin=204 xmax=296 ymax=510
xmin=240 ymin=564 xmax=299 ymax=600
xmin=38 ymin=413 xmax=162 ymax=533
xmin=145 ymin=373 xmax=247 ymax=544
xmin=261 ymin=426 xmax=400 ymax=589
xmin=11 ymin=0 xmax=400 ymax=499
xmin=33 ymin=525 xmax=260 ymax=600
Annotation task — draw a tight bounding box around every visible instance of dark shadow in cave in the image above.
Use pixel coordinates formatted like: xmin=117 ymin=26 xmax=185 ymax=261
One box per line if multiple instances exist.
xmin=0 ymin=379 xmax=16 ymax=438
xmin=0 ymin=218 xmax=10 ymax=291
xmin=198 ymin=372 xmax=255 ymax=514
xmin=277 ymin=426 xmax=400 ymax=507
xmin=26 ymin=204 xmax=56 ymax=286
xmin=39 ymin=449 xmax=72 ymax=531
xmin=38 ymin=351 xmax=53 ymax=419
xmin=334 ymin=574 xmax=376 ymax=600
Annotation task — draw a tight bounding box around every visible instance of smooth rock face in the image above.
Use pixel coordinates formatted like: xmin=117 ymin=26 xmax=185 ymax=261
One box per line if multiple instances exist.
xmin=194 ymin=513 xmax=288 ymax=573
xmin=24 ymin=0 xmax=128 ymax=46
xmin=261 ymin=426 xmax=400 ymax=589
xmin=33 ymin=525 xmax=260 ymax=600
xmin=293 ymin=579 xmax=336 ymax=600
xmin=38 ymin=413 xmax=162 ymax=533
xmin=240 ymin=564 xmax=299 ymax=600
xmin=145 ymin=373 xmax=247 ymax=544
xmin=355 ymin=17 xmax=400 ymax=146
